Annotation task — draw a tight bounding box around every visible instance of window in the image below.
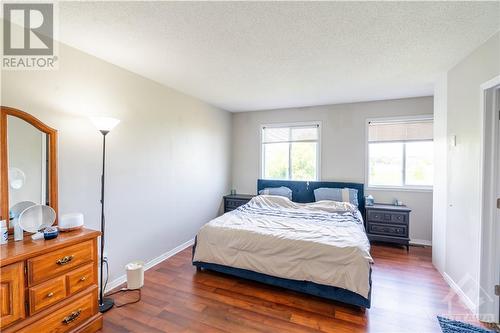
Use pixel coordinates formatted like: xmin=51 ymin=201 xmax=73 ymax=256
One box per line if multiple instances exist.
xmin=367 ymin=117 xmax=433 ymax=189
xmin=261 ymin=123 xmax=320 ymax=181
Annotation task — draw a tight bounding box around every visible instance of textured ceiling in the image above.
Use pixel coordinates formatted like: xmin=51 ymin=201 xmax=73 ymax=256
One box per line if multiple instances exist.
xmin=58 ymin=1 xmax=500 ymax=112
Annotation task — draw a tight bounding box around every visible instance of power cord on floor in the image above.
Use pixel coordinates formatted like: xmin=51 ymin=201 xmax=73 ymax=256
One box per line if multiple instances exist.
xmin=106 ymin=288 xmax=142 ymax=307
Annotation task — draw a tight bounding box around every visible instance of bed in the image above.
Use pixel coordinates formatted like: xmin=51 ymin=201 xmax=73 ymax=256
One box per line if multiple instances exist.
xmin=192 ymin=179 xmax=373 ymax=309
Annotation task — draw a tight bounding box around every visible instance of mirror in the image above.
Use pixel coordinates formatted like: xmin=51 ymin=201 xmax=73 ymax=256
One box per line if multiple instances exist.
xmin=1 ymin=106 xmax=58 ymax=230
xmin=7 ymin=116 xmax=49 ymax=209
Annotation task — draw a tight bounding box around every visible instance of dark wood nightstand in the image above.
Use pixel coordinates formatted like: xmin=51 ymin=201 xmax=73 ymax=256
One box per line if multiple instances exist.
xmin=223 ymin=194 xmax=256 ymax=213
xmin=365 ymin=204 xmax=411 ymax=251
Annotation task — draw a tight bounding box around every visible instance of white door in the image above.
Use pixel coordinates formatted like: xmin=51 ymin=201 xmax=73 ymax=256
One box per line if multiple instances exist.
xmin=496 ymin=87 xmax=500 ymax=322
xmin=479 ymin=83 xmax=500 ymax=324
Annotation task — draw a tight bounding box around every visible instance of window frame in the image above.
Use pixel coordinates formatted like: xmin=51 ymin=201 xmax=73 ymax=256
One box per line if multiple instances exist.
xmin=365 ymin=115 xmax=434 ymax=192
xmin=260 ymin=121 xmax=321 ymax=181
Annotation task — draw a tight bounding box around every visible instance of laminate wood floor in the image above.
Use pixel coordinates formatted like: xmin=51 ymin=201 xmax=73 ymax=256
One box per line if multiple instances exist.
xmin=99 ymin=244 xmax=481 ymax=333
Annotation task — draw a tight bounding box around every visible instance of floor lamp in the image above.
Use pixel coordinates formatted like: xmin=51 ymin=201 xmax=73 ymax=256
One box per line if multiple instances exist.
xmin=91 ymin=117 xmax=120 ymax=313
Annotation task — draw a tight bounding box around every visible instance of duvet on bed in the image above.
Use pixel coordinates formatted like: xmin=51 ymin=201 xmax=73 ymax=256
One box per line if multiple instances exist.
xmin=193 ymin=195 xmax=373 ymax=298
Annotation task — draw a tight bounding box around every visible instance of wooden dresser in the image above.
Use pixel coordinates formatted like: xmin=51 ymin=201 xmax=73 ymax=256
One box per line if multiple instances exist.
xmin=0 ymin=228 xmax=102 ymax=333
xmin=366 ymin=204 xmax=411 ymax=251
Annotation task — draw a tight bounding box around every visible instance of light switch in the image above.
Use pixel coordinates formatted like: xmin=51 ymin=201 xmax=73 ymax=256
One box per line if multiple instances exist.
xmin=450 ymin=135 xmax=457 ymax=147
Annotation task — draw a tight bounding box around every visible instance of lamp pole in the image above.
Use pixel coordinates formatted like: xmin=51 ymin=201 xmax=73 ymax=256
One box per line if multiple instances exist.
xmin=99 ymin=130 xmax=114 ymax=312
xmin=90 ymin=116 xmax=120 ymax=313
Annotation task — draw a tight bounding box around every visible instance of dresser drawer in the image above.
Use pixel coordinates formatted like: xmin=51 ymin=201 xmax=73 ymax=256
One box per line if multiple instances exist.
xmin=18 ymin=290 xmax=96 ymax=333
xmin=368 ymin=223 xmax=408 ymax=237
xmin=27 ymin=241 xmax=94 ymax=286
xmin=225 ymin=199 xmax=248 ymax=209
xmin=66 ymin=263 xmax=94 ymax=295
xmin=367 ymin=210 xmax=408 ymax=225
xmin=390 ymin=212 xmax=408 ymax=224
xmin=28 ymin=276 xmax=67 ymax=315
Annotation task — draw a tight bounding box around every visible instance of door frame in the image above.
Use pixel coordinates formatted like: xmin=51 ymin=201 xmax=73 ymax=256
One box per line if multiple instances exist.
xmin=479 ymin=75 xmax=500 ymax=323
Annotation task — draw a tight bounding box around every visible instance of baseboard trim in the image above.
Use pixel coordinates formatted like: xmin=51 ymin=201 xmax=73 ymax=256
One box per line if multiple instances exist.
xmin=441 ymin=271 xmax=477 ymax=315
xmin=410 ymin=239 xmax=432 ymax=247
xmin=105 ymin=238 xmax=195 ymax=293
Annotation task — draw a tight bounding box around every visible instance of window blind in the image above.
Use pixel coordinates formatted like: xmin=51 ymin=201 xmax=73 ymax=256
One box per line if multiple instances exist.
xmin=368 ymin=119 xmax=433 ymax=143
xmin=262 ymin=124 xmax=319 ymax=144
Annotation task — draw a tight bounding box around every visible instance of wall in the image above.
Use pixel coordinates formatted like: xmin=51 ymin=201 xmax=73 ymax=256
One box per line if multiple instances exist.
xmin=433 ymin=32 xmax=500 ymax=311
xmin=232 ymin=97 xmax=434 ymax=243
xmin=432 ymin=74 xmax=448 ymax=274
xmin=1 ymin=42 xmax=232 ymax=283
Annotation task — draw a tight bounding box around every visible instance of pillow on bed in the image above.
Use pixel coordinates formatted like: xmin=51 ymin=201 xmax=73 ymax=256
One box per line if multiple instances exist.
xmin=258 ymin=186 xmax=293 ymax=200
xmin=307 ymin=200 xmax=358 ymax=214
xmin=313 ymin=187 xmax=359 ymax=206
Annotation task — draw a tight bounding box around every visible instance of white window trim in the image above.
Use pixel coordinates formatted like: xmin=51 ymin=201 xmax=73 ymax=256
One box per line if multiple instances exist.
xmin=260 ymin=121 xmax=322 ymax=181
xmin=365 ymin=115 xmax=434 ymax=192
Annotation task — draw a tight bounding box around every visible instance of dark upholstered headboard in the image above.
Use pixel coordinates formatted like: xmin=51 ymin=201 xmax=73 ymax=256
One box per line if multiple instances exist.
xmin=257 ymin=179 xmax=365 ymax=217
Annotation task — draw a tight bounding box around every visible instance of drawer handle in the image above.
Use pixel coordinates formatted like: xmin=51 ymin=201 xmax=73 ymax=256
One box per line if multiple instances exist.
xmin=62 ymin=309 xmax=82 ymax=324
xmin=56 ymin=255 xmax=74 ymax=265
xmin=79 ymin=276 xmax=87 ymax=282
xmin=47 ymin=292 xmax=54 ymax=298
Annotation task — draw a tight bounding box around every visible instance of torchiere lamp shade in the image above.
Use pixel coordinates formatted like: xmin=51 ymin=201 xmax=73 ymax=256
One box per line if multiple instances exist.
xmin=90 ymin=117 xmax=120 ymax=133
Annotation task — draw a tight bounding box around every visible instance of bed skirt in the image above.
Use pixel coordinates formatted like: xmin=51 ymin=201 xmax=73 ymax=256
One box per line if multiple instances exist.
xmin=192 ymin=260 xmax=372 ymax=309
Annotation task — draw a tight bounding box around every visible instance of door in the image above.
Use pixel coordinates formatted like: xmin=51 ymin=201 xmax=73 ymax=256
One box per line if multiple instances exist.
xmin=479 ymin=81 xmax=500 ymax=323
xmin=496 ymin=87 xmax=500 ymax=321
xmin=0 ymin=262 xmax=25 ymax=329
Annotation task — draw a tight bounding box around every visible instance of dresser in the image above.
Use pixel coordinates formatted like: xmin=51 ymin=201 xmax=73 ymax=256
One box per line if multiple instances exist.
xmin=0 ymin=228 xmax=102 ymax=333
xmin=223 ymin=194 xmax=255 ymax=213
xmin=365 ymin=204 xmax=411 ymax=251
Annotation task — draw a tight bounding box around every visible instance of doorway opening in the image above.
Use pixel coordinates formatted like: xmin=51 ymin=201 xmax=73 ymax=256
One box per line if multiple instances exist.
xmin=479 ymin=76 xmax=500 ymax=324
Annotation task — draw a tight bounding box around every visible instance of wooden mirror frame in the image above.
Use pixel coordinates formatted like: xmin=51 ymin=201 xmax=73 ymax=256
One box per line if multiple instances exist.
xmin=0 ymin=106 xmax=58 ymax=230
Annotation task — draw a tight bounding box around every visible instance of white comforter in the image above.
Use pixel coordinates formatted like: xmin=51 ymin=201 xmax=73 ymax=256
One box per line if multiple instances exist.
xmin=193 ymin=195 xmax=373 ymax=298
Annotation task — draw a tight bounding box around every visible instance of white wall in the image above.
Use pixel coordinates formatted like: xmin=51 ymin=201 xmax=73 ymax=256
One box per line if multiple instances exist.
xmin=232 ymin=97 xmax=434 ymax=243
xmin=1 ymin=42 xmax=232 ymax=283
xmin=432 ymin=74 xmax=448 ymax=274
xmin=433 ymin=32 xmax=500 ymax=311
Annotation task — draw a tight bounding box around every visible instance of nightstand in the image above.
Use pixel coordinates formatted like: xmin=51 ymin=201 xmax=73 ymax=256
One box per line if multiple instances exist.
xmin=223 ymin=194 xmax=256 ymax=213
xmin=365 ymin=204 xmax=411 ymax=251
